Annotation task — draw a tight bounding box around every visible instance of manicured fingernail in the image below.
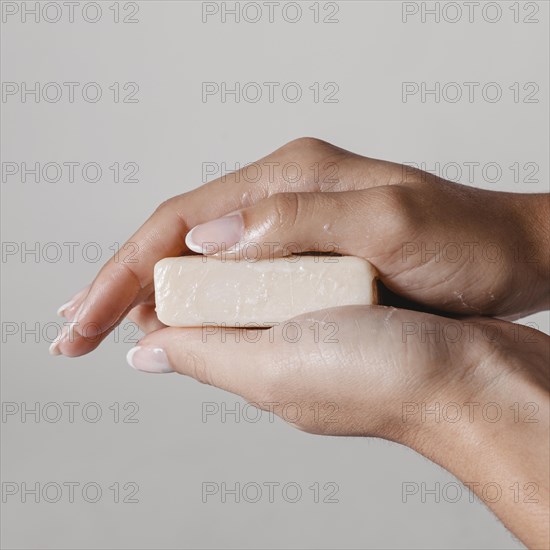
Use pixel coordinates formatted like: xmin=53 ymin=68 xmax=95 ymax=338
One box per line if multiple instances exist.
xmin=49 ymin=326 xmax=68 ymax=356
xmin=185 ymin=213 xmax=243 ymax=254
xmin=126 ymin=346 xmax=173 ymax=374
xmin=56 ymin=285 xmax=90 ymax=317
xmin=57 ymin=299 xmax=76 ymax=318
xmin=63 ymin=300 xmax=83 ymax=322
xmin=71 ymin=298 xmax=102 ymax=338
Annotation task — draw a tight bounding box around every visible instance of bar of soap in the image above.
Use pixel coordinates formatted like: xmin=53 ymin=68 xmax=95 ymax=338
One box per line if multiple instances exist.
xmin=154 ymin=255 xmax=377 ymax=327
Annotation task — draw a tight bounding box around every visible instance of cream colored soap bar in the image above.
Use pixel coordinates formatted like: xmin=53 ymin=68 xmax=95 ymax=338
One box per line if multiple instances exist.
xmin=154 ymin=256 xmax=377 ymax=327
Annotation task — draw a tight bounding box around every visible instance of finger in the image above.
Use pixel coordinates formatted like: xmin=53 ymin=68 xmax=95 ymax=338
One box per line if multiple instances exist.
xmin=51 ymin=301 xmax=162 ymax=357
xmin=57 ymin=284 xmax=91 ymax=320
xmin=126 ymin=304 xmax=166 ymax=334
xmin=56 ymin=288 xmax=159 ymax=356
xmin=124 ymin=305 xmax=406 ymax=384
xmin=125 ymin=325 xmax=272 ymax=402
xmin=184 ymin=187 xmax=409 ymax=263
xmin=49 ymin=321 xmax=112 ymax=357
xmin=123 ymin=308 xmax=361 ymax=434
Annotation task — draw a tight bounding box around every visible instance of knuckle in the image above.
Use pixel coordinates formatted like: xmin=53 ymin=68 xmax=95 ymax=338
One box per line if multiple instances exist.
xmin=270 ymin=192 xmax=301 ymax=229
xmin=114 ymin=260 xmax=143 ymax=292
xmin=186 ymin=351 xmax=213 ymax=386
xmin=153 ymin=196 xmax=188 ymax=235
xmin=370 ymin=185 xmax=419 ymax=234
xmin=283 ymin=136 xmax=324 ymax=152
xmin=154 ymin=196 xmax=178 ymax=216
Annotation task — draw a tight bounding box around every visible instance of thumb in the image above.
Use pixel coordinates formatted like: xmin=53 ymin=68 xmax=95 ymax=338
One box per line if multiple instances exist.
xmin=125 ymin=325 xmax=275 ymax=401
xmin=184 ymin=187 xmax=412 ymax=261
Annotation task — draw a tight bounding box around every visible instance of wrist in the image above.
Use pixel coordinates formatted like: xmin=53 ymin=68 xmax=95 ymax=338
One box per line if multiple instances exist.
xmin=509 ymin=193 xmax=550 ymax=314
xmin=400 ymin=321 xmax=549 ymax=549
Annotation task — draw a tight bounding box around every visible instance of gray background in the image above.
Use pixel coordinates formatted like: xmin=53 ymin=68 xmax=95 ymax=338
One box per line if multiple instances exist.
xmin=1 ymin=1 xmax=548 ymax=548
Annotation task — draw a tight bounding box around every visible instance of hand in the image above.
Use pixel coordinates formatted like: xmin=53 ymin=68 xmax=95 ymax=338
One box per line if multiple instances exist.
xmin=125 ymin=305 xmax=549 ymax=550
xmin=50 ymin=138 xmax=550 ymax=547
xmin=51 ymin=137 xmax=549 ymax=357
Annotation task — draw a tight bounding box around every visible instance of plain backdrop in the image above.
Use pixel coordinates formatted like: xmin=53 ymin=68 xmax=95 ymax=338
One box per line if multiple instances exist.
xmin=1 ymin=1 xmax=549 ymax=549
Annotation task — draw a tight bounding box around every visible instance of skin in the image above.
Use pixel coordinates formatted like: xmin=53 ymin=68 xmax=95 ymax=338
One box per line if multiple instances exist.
xmin=52 ymin=138 xmax=550 ymax=548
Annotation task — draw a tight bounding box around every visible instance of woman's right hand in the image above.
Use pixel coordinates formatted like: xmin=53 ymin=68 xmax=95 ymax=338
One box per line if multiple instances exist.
xmin=51 ymin=137 xmax=549 ymax=357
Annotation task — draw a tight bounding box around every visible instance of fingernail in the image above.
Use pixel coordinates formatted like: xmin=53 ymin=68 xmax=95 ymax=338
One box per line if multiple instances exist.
xmin=126 ymin=346 xmax=173 ymax=374
xmin=56 ymin=285 xmax=90 ymax=318
xmin=57 ymin=299 xmax=76 ymax=318
xmin=63 ymin=300 xmax=83 ymax=322
xmin=185 ymin=213 xmax=243 ymax=254
xmin=71 ymin=300 xmax=86 ymax=329
xmin=49 ymin=326 xmax=68 ymax=356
